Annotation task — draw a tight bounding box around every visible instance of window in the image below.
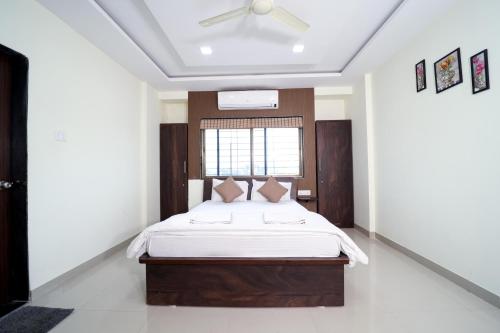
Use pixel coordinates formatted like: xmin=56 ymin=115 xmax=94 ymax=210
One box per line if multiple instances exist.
xmin=202 ymin=122 xmax=303 ymax=177
xmin=204 ymin=129 xmax=251 ymax=176
xmin=253 ymin=128 xmax=301 ymax=176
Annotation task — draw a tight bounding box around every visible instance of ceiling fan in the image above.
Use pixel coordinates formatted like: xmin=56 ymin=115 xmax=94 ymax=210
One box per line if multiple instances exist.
xmin=199 ymin=0 xmax=310 ymax=32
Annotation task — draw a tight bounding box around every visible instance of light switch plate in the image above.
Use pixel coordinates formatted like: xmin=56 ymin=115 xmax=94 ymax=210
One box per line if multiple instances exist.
xmin=298 ymin=190 xmax=311 ymax=196
xmin=54 ymin=130 xmax=66 ymax=142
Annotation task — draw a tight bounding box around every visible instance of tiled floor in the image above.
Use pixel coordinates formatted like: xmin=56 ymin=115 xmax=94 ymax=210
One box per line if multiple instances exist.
xmin=30 ymin=230 xmax=500 ymax=333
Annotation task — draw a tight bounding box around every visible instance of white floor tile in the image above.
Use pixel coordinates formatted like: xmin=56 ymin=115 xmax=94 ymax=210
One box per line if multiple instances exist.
xmin=141 ymin=306 xmax=230 ymax=333
xmin=225 ymin=307 xmax=316 ymax=333
xmin=25 ymin=229 xmax=500 ymax=333
xmin=81 ymin=271 xmax=147 ymax=311
xmin=390 ymin=309 xmax=500 ymax=333
xmin=50 ymin=309 xmax=146 ymax=333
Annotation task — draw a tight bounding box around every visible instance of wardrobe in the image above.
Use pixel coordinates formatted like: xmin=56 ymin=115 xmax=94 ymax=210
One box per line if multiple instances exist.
xmin=160 ymin=124 xmax=188 ymax=220
xmin=316 ymin=120 xmax=354 ymax=228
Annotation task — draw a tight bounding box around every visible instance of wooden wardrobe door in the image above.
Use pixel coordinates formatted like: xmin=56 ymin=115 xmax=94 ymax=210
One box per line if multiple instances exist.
xmin=316 ymin=120 xmax=354 ymax=228
xmin=160 ymin=124 xmax=188 ymax=220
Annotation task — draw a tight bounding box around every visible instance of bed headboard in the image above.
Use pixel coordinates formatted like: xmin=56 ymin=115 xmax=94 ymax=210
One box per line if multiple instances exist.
xmin=202 ymin=177 xmax=297 ymax=202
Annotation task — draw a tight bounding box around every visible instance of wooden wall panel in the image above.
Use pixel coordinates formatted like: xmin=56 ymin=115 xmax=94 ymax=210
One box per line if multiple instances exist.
xmin=187 ymin=89 xmax=316 ymax=196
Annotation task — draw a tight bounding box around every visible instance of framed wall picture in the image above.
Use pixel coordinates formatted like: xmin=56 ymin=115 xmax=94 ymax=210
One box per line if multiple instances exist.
xmin=470 ymin=49 xmax=490 ymax=94
xmin=434 ymin=48 xmax=463 ymax=93
xmin=415 ymin=59 xmax=426 ymax=92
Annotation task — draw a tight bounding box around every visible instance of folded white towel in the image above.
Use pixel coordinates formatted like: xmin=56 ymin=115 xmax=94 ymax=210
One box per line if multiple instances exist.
xmin=263 ymin=211 xmax=306 ymax=224
xmin=190 ymin=212 xmax=232 ymax=224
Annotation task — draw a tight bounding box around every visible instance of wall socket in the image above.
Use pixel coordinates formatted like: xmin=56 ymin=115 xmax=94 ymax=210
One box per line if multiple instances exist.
xmin=297 ymin=190 xmax=311 ymax=196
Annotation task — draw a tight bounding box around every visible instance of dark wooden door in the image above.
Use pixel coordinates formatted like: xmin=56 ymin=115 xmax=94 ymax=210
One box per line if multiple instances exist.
xmin=0 ymin=48 xmax=12 ymax=308
xmin=0 ymin=44 xmax=29 ymax=317
xmin=316 ymin=120 xmax=354 ymax=228
xmin=160 ymin=124 xmax=188 ymax=220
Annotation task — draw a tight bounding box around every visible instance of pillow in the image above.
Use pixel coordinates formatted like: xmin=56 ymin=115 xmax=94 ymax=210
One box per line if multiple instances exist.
xmin=251 ymin=179 xmax=292 ymax=202
xmin=214 ymin=177 xmax=244 ymax=203
xmin=257 ymin=177 xmax=289 ymax=203
xmin=211 ymin=178 xmax=249 ymax=202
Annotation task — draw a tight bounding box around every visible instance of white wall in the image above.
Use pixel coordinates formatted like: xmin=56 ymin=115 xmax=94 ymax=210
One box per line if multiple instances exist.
xmin=345 ymin=78 xmax=372 ymax=231
xmin=188 ymin=179 xmax=204 ymax=210
xmin=141 ymin=84 xmax=161 ymax=225
xmin=314 ymin=97 xmax=346 ymax=120
xmin=372 ymin=0 xmax=500 ymax=296
xmin=161 ymin=101 xmax=188 ymax=123
xmin=0 ymin=0 xmax=159 ymax=289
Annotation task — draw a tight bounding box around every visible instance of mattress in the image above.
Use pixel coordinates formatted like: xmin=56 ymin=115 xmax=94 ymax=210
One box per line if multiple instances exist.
xmin=148 ymin=201 xmax=340 ymax=257
xmin=128 ymin=200 xmax=368 ymax=265
xmin=148 ymin=230 xmax=341 ymax=258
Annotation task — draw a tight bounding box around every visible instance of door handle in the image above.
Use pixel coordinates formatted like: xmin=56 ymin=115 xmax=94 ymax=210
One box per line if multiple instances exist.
xmin=0 ymin=181 xmax=13 ymax=190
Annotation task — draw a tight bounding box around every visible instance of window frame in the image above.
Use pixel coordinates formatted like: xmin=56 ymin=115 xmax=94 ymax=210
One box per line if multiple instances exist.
xmin=201 ymin=127 xmax=304 ymax=178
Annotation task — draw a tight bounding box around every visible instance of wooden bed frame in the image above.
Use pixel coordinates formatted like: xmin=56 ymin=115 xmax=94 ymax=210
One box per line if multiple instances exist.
xmin=139 ymin=177 xmax=349 ymax=307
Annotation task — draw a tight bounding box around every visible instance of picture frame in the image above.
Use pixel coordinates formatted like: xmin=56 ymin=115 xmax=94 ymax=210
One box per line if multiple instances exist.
xmin=434 ymin=48 xmax=463 ymax=93
xmin=470 ymin=49 xmax=490 ymax=94
xmin=415 ymin=59 xmax=426 ymax=92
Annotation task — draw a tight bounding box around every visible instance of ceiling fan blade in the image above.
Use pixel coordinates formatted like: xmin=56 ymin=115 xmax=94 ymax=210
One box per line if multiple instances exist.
xmin=199 ymin=6 xmax=250 ymax=27
xmin=270 ymin=6 xmax=310 ymax=32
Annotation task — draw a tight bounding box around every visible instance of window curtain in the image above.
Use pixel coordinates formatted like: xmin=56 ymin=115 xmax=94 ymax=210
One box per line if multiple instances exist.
xmin=200 ymin=117 xmax=303 ymax=129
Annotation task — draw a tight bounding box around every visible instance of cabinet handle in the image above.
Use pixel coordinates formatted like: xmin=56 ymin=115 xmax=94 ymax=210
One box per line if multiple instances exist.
xmin=183 ymin=161 xmax=187 ymax=174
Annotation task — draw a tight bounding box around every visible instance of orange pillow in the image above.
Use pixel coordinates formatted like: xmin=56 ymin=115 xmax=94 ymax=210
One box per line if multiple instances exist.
xmin=257 ymin=177 xmax=289 ymax=203
xmin=214 ymin=177 xmax=244 ymax=203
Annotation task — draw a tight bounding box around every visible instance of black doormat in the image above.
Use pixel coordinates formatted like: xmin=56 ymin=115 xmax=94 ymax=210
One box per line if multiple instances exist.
xmin=0 ymin=306 xmax=73 ymax=333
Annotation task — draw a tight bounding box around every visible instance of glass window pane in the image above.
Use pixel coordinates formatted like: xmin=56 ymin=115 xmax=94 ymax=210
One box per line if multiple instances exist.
xmin=253 ymin=128 xmax=265 ymax=176
xmin=264 ymin=128 xmax=301 ymax=176
xmin=219 ymin=129 xmax=251 ymax=176
xmin=204 ymin=129 xmax=218 ymax=176
xmin=204 ymin=126 xmax=302 ymax=177
xmin=204 ymin=129 xmax=251 ymax=176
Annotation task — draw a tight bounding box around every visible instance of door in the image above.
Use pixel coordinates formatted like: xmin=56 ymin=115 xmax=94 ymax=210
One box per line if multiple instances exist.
xmin=316 ymin=120 xmax=354 ymax=228
xmin=160 ymin=124 xmax=188 ymax=220
xmin=0 ymin=47 xmax=12 ymax=308
xmin=0 ymin=44 xmax=29 ymax=316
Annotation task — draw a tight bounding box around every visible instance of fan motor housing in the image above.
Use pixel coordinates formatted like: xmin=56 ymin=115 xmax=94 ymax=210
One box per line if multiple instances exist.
xmin=252 ymin=0 xmax=273 ymax=15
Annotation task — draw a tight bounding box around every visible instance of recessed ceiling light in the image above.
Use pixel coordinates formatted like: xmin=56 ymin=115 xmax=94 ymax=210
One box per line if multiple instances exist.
xmin=200 ymin=46 xmax=212 ymax=55
xmin=293 ymin=44 xmax=304 ymax=53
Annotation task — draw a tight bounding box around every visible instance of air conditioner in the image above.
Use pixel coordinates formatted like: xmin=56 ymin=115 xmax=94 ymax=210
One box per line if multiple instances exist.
xmin=218 ymin=90 xmax=278 ymax=110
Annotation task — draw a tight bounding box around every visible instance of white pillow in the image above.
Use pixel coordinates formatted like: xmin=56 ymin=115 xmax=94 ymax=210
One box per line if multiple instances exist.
xmin=211 ymin=178 xmax=249 ymax=202
xmin=251 ymin=179 xmax=292 ymax=202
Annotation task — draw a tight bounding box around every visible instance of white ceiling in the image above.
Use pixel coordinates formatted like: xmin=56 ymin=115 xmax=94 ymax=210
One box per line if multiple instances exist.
xmin=37 ymin=0 xmax=458 ymax=91
xmin=141 ymin=0 xmax=401 ymax=74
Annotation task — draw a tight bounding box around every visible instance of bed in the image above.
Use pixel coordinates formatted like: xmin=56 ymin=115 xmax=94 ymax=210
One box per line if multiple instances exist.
xmin=128 ymin=177 xmax=367 ymax=307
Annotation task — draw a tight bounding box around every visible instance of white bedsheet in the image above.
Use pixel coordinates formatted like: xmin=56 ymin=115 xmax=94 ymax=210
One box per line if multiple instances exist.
xmin=127 ymin=201 xmax=368 ymax=266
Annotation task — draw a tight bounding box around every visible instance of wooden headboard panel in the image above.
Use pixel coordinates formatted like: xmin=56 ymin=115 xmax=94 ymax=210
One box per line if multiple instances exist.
xmin=203 ymin=177 xmax=297 ymax=201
